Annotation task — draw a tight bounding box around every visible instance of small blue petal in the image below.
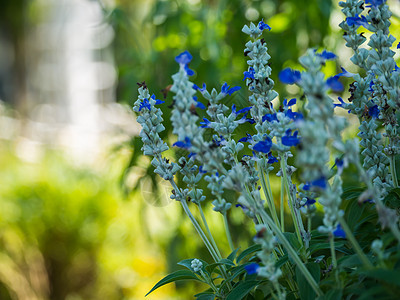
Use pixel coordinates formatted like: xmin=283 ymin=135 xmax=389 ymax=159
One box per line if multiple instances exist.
xmin=236 ymin=106 xmax=252 ymax=115
xmin=199 ymin=166 xmax=207 ymax=174
xmin=245 ymin=263 xmax=260 ymax=275
xmin=319 ymin=50 xmax=336 ymax=60
xmin=336 ymin=67 xmax=356 ymax=78
xmin=333 ymin=224 xmax=346 ymax=238
xmin=258 ymin=19 xmax=271 ymax=31
xmin=365 ymin=0 xmax=385 ymax=8
xmin=369 ymin=105 xmax=380 ymax=118
xmin=139 ymin=98 xmax=151 ymax=111
xmin=282 ymin=130 xmax=301 ymax=147
xmin=311 ymin=177 xmax=327 ymax=189
xmin=175 ymin=50 xmax=192 ymax=64
xmin=279 ymin=68 xmax=301 ymax=84
xmin=262 ymin=113 xmax=278 ymax=122
xmin=239 ymin=133 xmax=253 ymax=143
xmin=243 ymin=67 xmax=255 ymax=81
xmin=327 ymin=76 xmax=344 ymax=92
xmin=397 ymin=42 xmax=400 ymax=49
xmin=253 ymin=138 xmax=272 ymax=154
xmin=267 ymin=152 xmax=279 ymax=164
xmin=346 ymin=15 xmax=368 ymax=27
xmin=173 ymin=137 xmax=192 ymax=149
xmin=305 ymin=198 xmax=316 ymax=207
xmin=200 ymin=118 xmax=211 ymax=128
xmin=287 ymin=98 xmax=297 ymax=107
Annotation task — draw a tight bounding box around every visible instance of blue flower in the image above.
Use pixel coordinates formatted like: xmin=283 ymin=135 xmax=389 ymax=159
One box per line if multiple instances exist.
xmin=397 ymin=42 xmax=400 ymax=49
xmin=193 ymin=96 xmax=206 ymax=109
xmin=279 ymin=68 xmax=301 ymax=84
xmin=253 ymin=137 xmax=272 ymax=153
xmin=335 ymin=67 xmax=356 ymax=78
xmin=304 ymin=198 xmax=316 ymax=207
xmin=317 ymin=50 xmax=336 ymax=60
xmin=346 ymin=15 xmax=368 ymax=28
xmin=258 ymin=19 xmax=271 ymax=31
xmin=262 ymin=113 xmax=278 ymax=122
xmin=267 ymin=152 xmax=279 ymax=164
xmin=365 ymin=0 xmax=385 ymax=7
xmin=285 ymin=109 xmax=303 ymax=121
xmin=369 ymin=105 xmax=380 ymax=118
xmin=244 ymin=263 xmax=260 ymax=275
xmin=334 ymin=97 xmax=345 ymax=108
xmin=368 ymin=80 xmax=374 ymax=93
xmin=188 ymin=152 xmax=196 ymax=158
xmin=303 ymin=176 xmax=327 ymax=190
xmin=312 ymin=177 xmax=327 ymax=189
xmin=199 ymin=166 xmax=207 ymax=173
xmin=283 ymin=98 xmax=297 ymax=108
xmin=237 ymin=113 xmax=255 ymax=124
xmin=175 ymin=51 xmax=194 ymax=76
xmin=232 ymin=104 xmax=252 ymax=115
xmin=200 ymin=118 xmax=211 ymax=128
xmin=333 ymin=224 xmax=346 ymax=239
xmin=139 ymin=98 xmax=151 ymax=111
xmin=175 ymin=51 xmax=192 ymax=64
xmin=212 ymin=135 xmax=225 ymax=146
xmin=151 ymin=94 xmax=165 ymax=105
xmin=326 ymin=76 xmax=344 ymax=92
xmin=239 ymin=133 xmax=253 ymax=143
xmin=173 ymin=137 xmax=192 ymax=149
xmin=221 ymin=83 xmax=241 ymax=96
xmin=281 ymin=129 xmax=300 ymax=147
xmin=193 ymin=83 xmax=207 ymax=93
xmin=243 ymin=67 xmax=255 ymax=81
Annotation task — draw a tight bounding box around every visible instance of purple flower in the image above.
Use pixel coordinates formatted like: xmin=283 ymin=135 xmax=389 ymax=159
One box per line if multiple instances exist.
xmin=326 ymin=76 xmax=344 ymax=92
xmin=245 ymin=263 xmax=260 ymax=275
xmin=281 ymin=129 xmax=301 ymax=147
xmin=333 ymin=224 xmax=346 ymax=239
xmin=139 ymin=98 xmax=151 ymax=111
xmin=173 ymin=137 xmax=192 ymax=149
xmin=221 ymin=83 xmax=241 ymax=96
xmin=279 ymin=68 xmax=301 ymax=84
xmin=243 ymin=67 xmax=255 ymax=81
xmin=258 ymin=19 xmax=271 ymax=31
xmin=369 ymin=105 xmax=380 ymax=118
xmin=253 ymin=137 xmax=272 ymax=153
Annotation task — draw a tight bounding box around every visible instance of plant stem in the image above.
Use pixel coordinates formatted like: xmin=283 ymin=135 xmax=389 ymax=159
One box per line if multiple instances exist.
xmin=198 ymin=203 xmax=222 ymax=259
xmin=329 ymin=234 xmax=339 ymax=284
xmin=338 ymin=216 xmax=373 ymax=269
xmin=260 ymin=167 xmax=280 ymax=228
xmin=390 ymin=155 xmax=398 ymax=188
xmin=280 ymin=176 xmax=285 ymax=232
xmin=223 ymin=212 xmax=235 ymax=252
xmin=257 ymin=208 xmax=323 ymax=297
xmin=280 ymin=155 xmax=304 ymax=248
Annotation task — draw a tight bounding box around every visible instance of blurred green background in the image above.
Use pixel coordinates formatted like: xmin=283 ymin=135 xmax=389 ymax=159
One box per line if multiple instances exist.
xmin=0 ymin=0 xmax=399 ymax=299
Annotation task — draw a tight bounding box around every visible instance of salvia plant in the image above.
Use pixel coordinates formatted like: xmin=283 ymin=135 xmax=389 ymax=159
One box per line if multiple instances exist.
xmin=133 ymin=0 xmax=400 ymax=299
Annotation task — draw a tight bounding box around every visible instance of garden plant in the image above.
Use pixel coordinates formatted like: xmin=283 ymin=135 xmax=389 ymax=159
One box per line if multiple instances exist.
xmin=134 ymin=0 xmax=400 ymax=299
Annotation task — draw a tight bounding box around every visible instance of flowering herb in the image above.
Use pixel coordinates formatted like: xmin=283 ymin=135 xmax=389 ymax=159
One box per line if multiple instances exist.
xmin=135 ymin=4 xmax=400 ymax=299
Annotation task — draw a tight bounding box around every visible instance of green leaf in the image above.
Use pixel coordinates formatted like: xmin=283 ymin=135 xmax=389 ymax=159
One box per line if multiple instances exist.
xmin=226 ymin=281 xmax=260 ymax=300
xmin=384 ymin=188 xmax=400 ymax=210
xmin=361 ymin=269 xmax=400 ymax=288
xmin=295 ymin=262 xmax=320 ymax=300
xmin=228 ymin=247 xmax=240 ymax=262
xmin=345 ymin=198 xmax=365 ymax=230
xmin=145 ymin=270 xmax=201 ymax=296
xmin=205 ymin=259 xmax=235 ymax=274
xmin=195 ymin=292 xmax=215 ymax=300
xmin=237 ymin=244 xmax=262 ymax=263
xmin=308 ymin=241 xmax=346 ymax=255
xmin=275 ymin=253 xmax=288 ymax=269
xmin=322 ymin=289 xmax=343 ymax=300
xmin=283 ymin=232 xmax=301 ymax=250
